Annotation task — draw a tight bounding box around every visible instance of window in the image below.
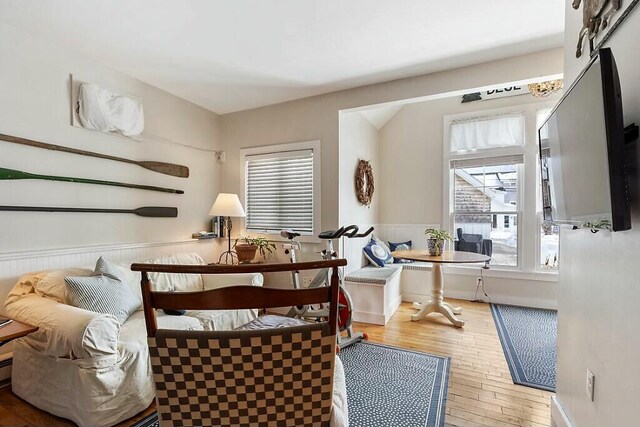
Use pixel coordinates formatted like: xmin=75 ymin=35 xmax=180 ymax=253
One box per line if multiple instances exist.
xmin=446 ymin=105 xmax=560 ymax=274
xmin=241 ymin=141 xmax=320 ymax=236
xmin=450 ymin=155 xmax=523 ymax=267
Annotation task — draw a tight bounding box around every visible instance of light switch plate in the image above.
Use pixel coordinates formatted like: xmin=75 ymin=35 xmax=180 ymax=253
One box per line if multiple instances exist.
xmin=586 ymin=369 xmax=595 ymax=401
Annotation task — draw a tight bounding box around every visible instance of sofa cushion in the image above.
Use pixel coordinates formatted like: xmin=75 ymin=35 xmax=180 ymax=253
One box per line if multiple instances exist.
xmin=184 ymin=308 xmax=259 ymax=331
xmin=146 ymin=253 xmax=205 ymax=292
xmin=34 ymin=268 xmax=94 ymax=304
xmin=65 ymin=258 xmax=140 ymax=325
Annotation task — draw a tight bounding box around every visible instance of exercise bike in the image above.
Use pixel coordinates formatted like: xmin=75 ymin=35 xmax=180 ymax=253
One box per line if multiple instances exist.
xmin=280 ymin=225 xmax=373 ymax=349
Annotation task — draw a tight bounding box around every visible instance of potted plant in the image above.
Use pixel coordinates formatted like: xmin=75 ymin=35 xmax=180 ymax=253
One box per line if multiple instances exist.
xmin=233 ymin=236 xmax=276 ymax=263
xmin=424 ymin=228 xmax=453 ymax=256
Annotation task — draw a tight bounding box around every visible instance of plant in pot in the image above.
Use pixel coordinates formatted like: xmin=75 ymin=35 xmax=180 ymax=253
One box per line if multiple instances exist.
xmin=424 ymin=228 xmax=453 ymax=256
xmin=233 ymin=236 xmax=276 ymax=263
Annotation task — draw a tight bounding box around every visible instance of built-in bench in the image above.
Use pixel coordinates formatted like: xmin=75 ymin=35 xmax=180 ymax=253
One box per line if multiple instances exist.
xmin=344 ymin=262 xmax=432 ymax=325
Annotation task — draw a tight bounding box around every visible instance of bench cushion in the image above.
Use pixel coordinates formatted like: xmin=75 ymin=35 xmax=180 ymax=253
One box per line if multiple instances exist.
xmin=345 ymin=266 xmax=402 ymax=285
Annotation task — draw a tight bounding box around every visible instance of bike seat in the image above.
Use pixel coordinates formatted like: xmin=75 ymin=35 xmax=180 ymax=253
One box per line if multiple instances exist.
xmin=318 ymin=227 xmax=346 ymax=239
xmin=280 ymin=229 xmax=301 ymax=240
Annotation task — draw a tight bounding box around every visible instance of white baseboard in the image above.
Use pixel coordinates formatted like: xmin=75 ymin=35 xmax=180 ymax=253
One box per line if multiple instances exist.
xmin=551 ymin=396 xmax=572 ymax=427
xmin=352 ymin=310 xmax=386 ymax=325
xmin=402 ymin=290 xmax=556 ymax=310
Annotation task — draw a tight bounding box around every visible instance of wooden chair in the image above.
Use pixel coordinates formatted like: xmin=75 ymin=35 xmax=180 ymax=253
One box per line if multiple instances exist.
xmin=132 ymin=259 xmax=346 ymax=427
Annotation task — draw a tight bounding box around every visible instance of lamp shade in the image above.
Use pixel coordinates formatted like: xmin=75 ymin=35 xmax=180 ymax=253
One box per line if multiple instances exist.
xmin=209 ymin=193 xmax=246 ymax=217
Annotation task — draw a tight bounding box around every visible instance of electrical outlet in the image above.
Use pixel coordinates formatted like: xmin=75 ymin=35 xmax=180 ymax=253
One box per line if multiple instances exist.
xmin=586 ymin=369 xmax=595 ymax=401
xmin=302 ymin=276 xmax=313 ymax=288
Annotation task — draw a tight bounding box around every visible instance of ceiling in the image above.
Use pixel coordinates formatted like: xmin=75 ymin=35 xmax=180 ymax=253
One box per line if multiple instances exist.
xmin=0 ymin=1 xmax=565 ymax=114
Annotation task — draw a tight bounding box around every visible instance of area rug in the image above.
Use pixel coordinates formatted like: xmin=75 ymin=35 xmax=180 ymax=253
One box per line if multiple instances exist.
xmin=132 ymin=341 xmax=450 ymax=427
xmin=490 ymin=303 xmax=557 ymax=391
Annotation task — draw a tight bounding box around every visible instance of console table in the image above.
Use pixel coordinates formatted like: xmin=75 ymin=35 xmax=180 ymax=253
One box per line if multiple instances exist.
xmin=391 ymin=250 xmax=490 ymax=327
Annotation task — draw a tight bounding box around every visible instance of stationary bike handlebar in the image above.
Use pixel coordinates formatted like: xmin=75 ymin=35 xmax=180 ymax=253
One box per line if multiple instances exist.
xmin=317 ymin=225 xmax=374 ymax=240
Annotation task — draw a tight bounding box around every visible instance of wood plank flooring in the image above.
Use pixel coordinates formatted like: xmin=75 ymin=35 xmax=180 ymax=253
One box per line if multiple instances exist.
xmin=0 ymin=299 xmax=553 ymax=426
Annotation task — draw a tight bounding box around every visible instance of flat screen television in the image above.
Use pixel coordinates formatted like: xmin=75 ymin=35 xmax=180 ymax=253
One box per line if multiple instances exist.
xmin=539 ymin=47 xmax=630 ymax=231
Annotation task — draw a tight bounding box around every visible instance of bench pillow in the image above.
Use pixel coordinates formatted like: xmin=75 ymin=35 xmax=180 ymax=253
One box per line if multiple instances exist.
xmin=363 ymin=238 xmax=393 ymax=267
xmin=388 ymin=240 xmax=414 ymax=264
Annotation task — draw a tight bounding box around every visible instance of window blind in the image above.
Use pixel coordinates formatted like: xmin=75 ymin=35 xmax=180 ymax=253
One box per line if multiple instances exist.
xmin=245 ymin=149 xmax=314 ymax=234
xmin=450 ymin=154 xmax=524 ymax=169
xmin=450 ymin=113 xmax=525 ymax=152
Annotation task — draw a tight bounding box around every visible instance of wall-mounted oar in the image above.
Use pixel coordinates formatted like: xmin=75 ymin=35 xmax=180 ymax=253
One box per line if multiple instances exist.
xmin=0 ymin=205 xmax=177 ymax=217
xmin=0 ymin=167 xmax=184 ymax=194
xmin=0 ymin=133 xmax=189 ymax=178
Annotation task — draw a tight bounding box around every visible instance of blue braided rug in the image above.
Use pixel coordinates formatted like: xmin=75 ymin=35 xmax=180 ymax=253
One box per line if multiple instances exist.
xmin=132 ymin=341 xmax=450 ymax=427
xmin=490 ymin=303 xmax=557 ymax=391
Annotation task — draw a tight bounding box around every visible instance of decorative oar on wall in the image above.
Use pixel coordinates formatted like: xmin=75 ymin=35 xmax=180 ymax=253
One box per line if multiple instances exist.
xmin=0 ymin=205 xmax=177 ymax=217
xmin=0 ymin=133 xmax=189 ymax=178
xmin=0 ymin=167 xmax=184 ymax=194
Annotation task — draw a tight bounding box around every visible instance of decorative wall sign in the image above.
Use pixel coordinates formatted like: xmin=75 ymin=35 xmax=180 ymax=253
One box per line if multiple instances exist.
xmin=461 ymin=86 xmax=528 ymax=103
xmin=355 ymin=159 xmax=374 ymax=207
xmin=574 ymin=0 xmax=621 ymax=58
xmin=0 ymin=167 xmax=184 ymax=194
xmin=0 ymin=205 xmax=178 ymax=217
xmin=0 ymin=133 xmax=189 ymax=178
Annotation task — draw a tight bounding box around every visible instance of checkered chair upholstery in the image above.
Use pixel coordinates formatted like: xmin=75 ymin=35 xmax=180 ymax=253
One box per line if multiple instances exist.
xmin=134 ymin=259 xmax=346 ymax=427
xmin=149 ymin=323 xmax=336 ymax=426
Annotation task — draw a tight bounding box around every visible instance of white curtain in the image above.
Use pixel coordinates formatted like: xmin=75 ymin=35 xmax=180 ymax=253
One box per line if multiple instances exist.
xmin=450 ymin=113 xmax=524 ymax=152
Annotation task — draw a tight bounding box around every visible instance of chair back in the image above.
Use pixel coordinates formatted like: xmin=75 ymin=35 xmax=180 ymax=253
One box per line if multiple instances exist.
xmin=132 ymin=259 xmax=346 ymax=427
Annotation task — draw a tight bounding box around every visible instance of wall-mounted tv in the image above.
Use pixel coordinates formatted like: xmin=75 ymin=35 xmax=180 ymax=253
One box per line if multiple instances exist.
xmin=539 ymin=48 xmax=630 ymax=231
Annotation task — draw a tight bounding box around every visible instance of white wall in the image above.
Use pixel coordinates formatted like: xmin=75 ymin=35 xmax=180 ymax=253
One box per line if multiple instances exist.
xmin=0 ymin=23 xmax=221 ymax=254
xmin=219 ymin=48 xmax=564 ymax=234
xmin=338 ymin=112 xmax=380 ymax=274
xmin=554 ymin=4 xmax=640 ymax=427
xmin=0 ymin=23 xmax=224 ymax=308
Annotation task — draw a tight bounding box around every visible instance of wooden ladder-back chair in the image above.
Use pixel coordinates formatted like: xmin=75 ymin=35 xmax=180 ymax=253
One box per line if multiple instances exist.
xmin=131 ymin=259 xmax=347 ymax=427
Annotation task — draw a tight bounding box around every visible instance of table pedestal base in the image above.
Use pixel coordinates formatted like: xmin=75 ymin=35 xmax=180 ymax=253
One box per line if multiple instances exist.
xmin=410 ymin=263 xmax=465 ymax=327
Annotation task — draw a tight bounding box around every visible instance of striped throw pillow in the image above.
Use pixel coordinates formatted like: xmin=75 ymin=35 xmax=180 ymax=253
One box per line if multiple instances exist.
xmin=65 ymin=257 xmax=139 ymax=324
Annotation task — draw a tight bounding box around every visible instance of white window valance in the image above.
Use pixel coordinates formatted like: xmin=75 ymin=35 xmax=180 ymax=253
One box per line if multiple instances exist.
xmin=450 ymin=113 xmax=524 ymax=152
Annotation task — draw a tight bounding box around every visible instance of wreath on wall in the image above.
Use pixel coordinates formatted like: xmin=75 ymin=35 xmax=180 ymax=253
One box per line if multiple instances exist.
xmin=355 ymin=159 xmax=374 ymax=207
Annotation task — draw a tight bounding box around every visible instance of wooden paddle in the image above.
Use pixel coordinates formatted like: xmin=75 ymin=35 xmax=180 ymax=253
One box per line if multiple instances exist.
xmin=0 ymin=167 xmax=184 ymax=194
xmin=0 ymin=133 xmax=189 ymax=178
xmin=0 ymin=205 xmax=178 ymax=217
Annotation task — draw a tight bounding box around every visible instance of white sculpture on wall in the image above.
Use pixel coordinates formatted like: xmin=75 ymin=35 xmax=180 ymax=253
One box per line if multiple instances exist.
xmin=77 ymin=83 xmax=144 ymax=137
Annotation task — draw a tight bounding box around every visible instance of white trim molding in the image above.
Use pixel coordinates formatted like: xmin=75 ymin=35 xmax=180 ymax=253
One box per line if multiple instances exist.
xmin=551 ymin=396 xmax=573 ymax=427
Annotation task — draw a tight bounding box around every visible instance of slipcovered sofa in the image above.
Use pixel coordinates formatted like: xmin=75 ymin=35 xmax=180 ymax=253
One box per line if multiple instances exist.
xmin=4 ymin=253 xmax=263 ymax=427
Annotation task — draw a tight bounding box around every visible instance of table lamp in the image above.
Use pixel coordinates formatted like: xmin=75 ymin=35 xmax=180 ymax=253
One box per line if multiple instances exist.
xmin=209 ymin=193 xmax=246 ymax=264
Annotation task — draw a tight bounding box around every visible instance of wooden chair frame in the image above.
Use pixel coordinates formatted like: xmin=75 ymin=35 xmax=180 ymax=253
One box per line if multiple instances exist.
xmin=131 ymin=259 xmax=347 ymax=337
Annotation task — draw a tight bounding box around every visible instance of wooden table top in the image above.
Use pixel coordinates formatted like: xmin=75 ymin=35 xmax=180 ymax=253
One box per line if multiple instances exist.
xmin=0 ymin=317 xmax=38 ymax=343
xmin=391 ymin=250 xmax=491 ymax=264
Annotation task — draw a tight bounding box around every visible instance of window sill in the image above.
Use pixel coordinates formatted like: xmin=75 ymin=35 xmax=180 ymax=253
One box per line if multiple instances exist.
xmin=442 ymin=264 xmax=558 ymax=282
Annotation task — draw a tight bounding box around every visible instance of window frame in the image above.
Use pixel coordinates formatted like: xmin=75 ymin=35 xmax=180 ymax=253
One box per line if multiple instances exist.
xmin=240 ymin=140 xmax=321 ymax=239
xmin=443 ymin=103 xmax=558 ymax=276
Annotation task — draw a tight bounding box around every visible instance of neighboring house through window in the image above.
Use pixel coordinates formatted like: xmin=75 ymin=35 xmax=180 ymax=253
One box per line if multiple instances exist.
xmin=240 ymin=140 xmax=321 ymax=236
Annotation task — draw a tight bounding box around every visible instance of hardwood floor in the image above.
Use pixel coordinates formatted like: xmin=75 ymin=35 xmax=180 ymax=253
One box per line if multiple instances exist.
xmin=0 ymin=299 xmax=553 ymax=426
xmin=355 ymin=300 xmax=554 ymax=427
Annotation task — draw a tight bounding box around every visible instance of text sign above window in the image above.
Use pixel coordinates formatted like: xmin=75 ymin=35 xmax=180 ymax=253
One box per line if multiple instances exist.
xmin=450 ymin=113 xmax=525 ymax=152
xmin=245 ymin=149 xmax=314 ymax=234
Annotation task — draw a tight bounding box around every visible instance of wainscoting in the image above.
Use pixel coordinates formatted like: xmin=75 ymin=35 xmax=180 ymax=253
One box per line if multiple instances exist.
xmin=0 ymin=238 xmax=221 ymax=369
xmin=342 ymin=223 xmax=557 ymax=311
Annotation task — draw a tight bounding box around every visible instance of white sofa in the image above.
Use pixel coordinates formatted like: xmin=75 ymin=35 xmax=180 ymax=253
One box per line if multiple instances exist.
xmin=4 ymin=253 xmax=263 ymax=427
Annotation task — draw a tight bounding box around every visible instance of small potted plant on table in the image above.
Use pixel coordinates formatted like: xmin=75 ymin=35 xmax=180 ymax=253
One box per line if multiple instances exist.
xmin=234 ymin=236 xmax=276 ymax=263
xmin=424 ymin=228 xmax=453 ymax=256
